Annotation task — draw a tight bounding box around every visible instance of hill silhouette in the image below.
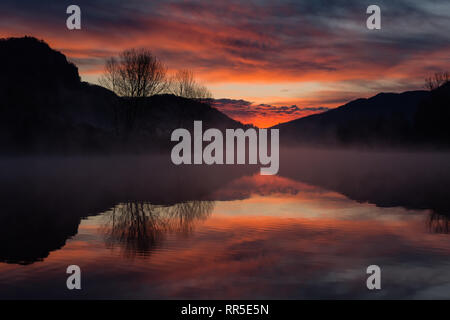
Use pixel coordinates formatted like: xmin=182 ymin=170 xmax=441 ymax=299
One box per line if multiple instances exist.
xmin=0 ymin=36 xmax=245 ymax=154
xmin=1 ymin=36 xmax=449 ymax=152
xmin=273 ymin=84 xmax=450 ymax=148
xmin=0 ymin=36 xmax=80 ymax=89
xmin=415 ymin=82 xmax=450 ymax=145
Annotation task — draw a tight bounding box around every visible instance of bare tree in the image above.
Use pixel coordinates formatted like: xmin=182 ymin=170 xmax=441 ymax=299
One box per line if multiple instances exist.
xmin=99 ymin=48 xmax=168 ymax=97
xmin=99 ymin=49 xmax=169 ymax=134
xmin=425 ymin=71 xmax=450 ymax=90
xmin=169 ymin=69 xmax=213 ymax=99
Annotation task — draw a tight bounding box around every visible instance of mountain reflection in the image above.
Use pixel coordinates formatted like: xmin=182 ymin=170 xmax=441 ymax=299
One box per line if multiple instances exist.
xmin=278 ymin=147 xmax=450 ymax=233
xmin=1 ymin=152 xmax=450 ymax=299
xmin=100 ymin=201 xmax=214 ymax=257
xmin=0 ymin=155 xmax=254 ymax=264
xmin=1 ymin=149 xmax=450 ymax=265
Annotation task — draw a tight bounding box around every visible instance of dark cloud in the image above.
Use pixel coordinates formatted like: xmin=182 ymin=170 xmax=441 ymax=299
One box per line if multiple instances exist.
xmin=1 ymin=0 xmax=449 ymax=77
xmin=1 ymin=0 xmax=449 ymax=123
xmin=211 ymin=98 xmax=329 ymax=125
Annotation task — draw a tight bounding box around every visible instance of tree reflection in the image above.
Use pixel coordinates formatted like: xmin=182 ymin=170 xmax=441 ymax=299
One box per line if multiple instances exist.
xmin=100 ymin=201 xmax=214 ymax=257
xmin=428 ymin=212 xmax=450 ymax=234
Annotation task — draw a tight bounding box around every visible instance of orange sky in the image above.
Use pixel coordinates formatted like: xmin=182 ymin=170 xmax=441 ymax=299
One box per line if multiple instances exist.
xmin=1 ymin=0 xmax=450 ymax=127
xmin=1 ymin=174 xmax=448 ymax=298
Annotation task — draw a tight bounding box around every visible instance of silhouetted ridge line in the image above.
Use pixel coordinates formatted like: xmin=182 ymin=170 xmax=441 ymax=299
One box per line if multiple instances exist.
xmin=0 ymin=36 xmax=80 ymax=88
xmin=0 ymin=36 xmax=245 ymax=154
xmin=273 ymin=84 xmax=450 ymax=148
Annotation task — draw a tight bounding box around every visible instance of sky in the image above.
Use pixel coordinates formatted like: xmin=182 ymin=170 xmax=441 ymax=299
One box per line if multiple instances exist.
xmin=1 ymin=0 xmax=450 ymax=127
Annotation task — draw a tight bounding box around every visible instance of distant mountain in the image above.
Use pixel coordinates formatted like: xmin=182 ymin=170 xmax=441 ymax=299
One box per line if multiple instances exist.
xmin=273 ymin=84 xmax=450 ymax=148
xmin=0 ymin=36 xmax=245 ymax=154
xmin=2 ymin=36 xmax=449 ymax=152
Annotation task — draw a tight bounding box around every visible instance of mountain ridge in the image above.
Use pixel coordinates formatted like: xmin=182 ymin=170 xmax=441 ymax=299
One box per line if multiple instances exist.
xmin=272 ymin=86 xmax=449 ymax=148
xmin=1 ymin=36 xmax=449 ymax=152
xmin=0 ymin=36 xmax=246 ymax=154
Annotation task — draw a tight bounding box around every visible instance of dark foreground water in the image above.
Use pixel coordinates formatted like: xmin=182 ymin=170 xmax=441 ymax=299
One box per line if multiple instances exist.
xmin=0 ymin=148 xmax=449 ymax=299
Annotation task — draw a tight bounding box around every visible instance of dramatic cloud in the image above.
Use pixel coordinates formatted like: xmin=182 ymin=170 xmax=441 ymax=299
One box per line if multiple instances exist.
xmin=211 ymin=99 xmax=329 ymax=127
xmin=1 ymin=0 xmax=449 ymax=125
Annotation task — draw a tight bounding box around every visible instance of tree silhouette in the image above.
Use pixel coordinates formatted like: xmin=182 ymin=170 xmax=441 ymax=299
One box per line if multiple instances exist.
xmin=99 ymin=48 xmax=169 ymax=135
xmin=425 ymin=71 xmax=450 ymax=90
xmin=99 ymin=48 xmax=168 ymax=97
xmin=169 ymin=69 xmax=213 ymax=100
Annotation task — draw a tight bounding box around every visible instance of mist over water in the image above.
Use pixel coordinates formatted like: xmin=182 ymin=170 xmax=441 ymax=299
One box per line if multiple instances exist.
xmin=0 ymin=148 xmax=449 ymax=299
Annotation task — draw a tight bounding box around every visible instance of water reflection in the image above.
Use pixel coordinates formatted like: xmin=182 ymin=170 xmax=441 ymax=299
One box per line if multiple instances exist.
xmin=100 ymin=201 xmax=214 ymax=257
xmin=0 ymin=155 xmax=254 ymax=264
xmin=279 ymin=148 xmax=450 ymax=218
xmin=0 ymin=150 xmax=450 ymax=299
xmin=428 ymin=212 xmax=450 ymax=234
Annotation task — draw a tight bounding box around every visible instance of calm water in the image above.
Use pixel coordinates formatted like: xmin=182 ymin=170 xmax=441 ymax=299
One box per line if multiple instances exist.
xmin=0 ymin=149 xmax=449 ymax=299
